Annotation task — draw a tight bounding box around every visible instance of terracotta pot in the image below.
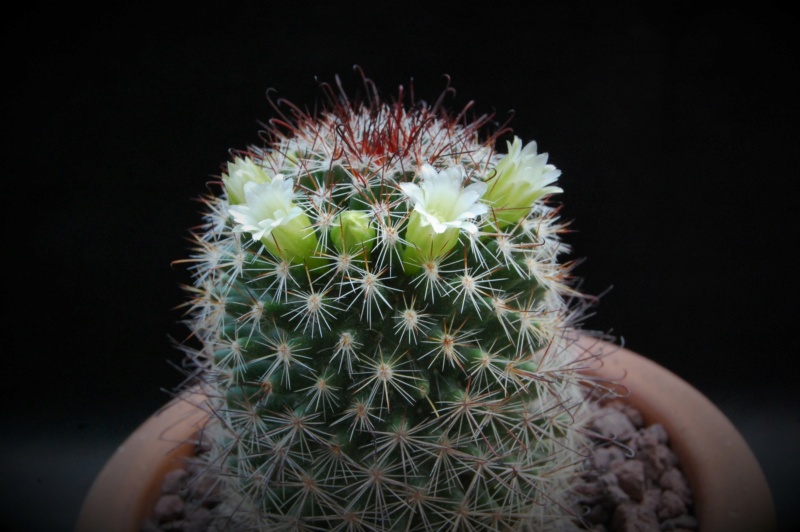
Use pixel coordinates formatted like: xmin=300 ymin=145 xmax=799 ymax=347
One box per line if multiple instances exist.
xmin=76 ymin=392 xmax=209 ymax=532
xmin=76 ymin=340 xmax=776 ymax=532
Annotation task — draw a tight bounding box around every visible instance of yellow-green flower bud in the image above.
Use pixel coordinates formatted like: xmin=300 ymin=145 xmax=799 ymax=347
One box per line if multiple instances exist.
xmin=401 ymin=210 xmax=461 ymax=270
xmin=330 ymin=211 xmax=375 ymax=256
xmin=486 ymin=137 xmax=563 ymax=229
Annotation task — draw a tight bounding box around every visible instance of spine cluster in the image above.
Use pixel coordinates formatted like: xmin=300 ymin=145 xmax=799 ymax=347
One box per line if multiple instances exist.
xmin=179 ymin=79 xmax=597 ymax=530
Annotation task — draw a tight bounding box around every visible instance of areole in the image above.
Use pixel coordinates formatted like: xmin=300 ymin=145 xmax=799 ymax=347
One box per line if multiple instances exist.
xmin=76 ymin=337 xmax=776 ymax=532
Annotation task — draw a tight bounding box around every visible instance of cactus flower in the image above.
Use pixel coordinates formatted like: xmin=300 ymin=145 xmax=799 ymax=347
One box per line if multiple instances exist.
xmin=228 ymin=175 xmax=318 ymax=265
xmin=399 ymin=164 xmax=488 ymax=269
xmin=486 ymin=136 xmax=563 ymax=228
xmin=222 ymin=156 xmax=271 ymax=205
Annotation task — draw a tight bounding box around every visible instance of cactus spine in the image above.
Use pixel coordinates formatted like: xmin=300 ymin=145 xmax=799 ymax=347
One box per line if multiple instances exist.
xmin=179 ymin=77 xmax=597 ymax=531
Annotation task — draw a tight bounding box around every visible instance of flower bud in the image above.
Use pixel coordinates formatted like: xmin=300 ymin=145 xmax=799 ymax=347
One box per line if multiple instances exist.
xmin=330 ymin=211 xmax=375 ymax=256
xmin=486 ymin=137 xmax=562 ymax=228
xmin=401 ymin=211 xmax=460 ymax=270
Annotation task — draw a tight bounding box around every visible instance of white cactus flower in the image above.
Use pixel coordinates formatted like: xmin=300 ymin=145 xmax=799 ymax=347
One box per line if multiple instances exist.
xmin=222 ymin=156 xmax=271 ymax=205
xmin=229 ymin=176 xmax=302 ymax=241
xmin=399 ymin=165 xmax=488 ymax=269
xmin=229 ymin=175 xmax=318 ymax=264
xmin=399 ymin=164 xmax=488 ymax=235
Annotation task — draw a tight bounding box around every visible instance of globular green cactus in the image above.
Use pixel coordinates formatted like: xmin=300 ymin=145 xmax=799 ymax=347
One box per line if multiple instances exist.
xmin=178 ymin=76 xmax=599 ymax=531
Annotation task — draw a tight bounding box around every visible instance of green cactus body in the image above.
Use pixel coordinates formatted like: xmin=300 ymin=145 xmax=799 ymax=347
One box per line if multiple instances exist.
xmin=180 ymin=80 xmax=596 ymax=530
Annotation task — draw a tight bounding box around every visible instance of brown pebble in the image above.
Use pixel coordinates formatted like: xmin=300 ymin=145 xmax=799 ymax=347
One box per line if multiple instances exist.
xmin=641 ymin=488 xmax=661 ymax=514
xmin=161 ymin=468 xmax=188 ymax=494
xmin=181 ymin=504 xmax=213 ymax=532
xmin=633 ymin=430 xmax=674 ymax=478
xmin=658 ymin=489 xmax=687 ymax=519
xmin=605 ymin=400 xmax=645 ymax=428
xmin=631 ymin=426 xmax=657 ymax=450
xmin=592 ymin=445 xmax=627 ymax=472
xmin=572 ymin=402 xmax=695 ymax=531
xmin=642 ymin=423 xmax=668 ymax=445
xmin=659 ymin=467 xmax=692 ymax=504
xmin=592 ymin=407 xmax=638 ymax=442
xmin=573 ymin=479 xmax=605 ymax=505
xmin=622 ymin=406 xmax=644 ymax=428
xmin=600 ymin=472 xmax=631 ymax=505
xmin=655 ymin=443 xmax=679 ymax=470
xmin=612 ymin=500 xmax=660 ymax=532
xmin=153 ymin=493 xmax=185 ymax=523
xmin=613 ymin=460 xmax=645 ymax=502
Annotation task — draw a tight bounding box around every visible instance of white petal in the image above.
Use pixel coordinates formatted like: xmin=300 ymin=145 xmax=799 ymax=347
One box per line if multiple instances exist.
xmin=398 ymin=182 xmax=423 ymax=204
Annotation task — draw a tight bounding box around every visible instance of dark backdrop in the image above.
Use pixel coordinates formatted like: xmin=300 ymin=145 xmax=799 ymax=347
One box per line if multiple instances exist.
xmin=3 ymin=3 xmax=798 ymax=530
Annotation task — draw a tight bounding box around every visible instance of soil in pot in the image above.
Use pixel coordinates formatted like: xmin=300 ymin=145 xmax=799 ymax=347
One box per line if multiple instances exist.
xmin=571 ymin=400 xmax=698 ymax=531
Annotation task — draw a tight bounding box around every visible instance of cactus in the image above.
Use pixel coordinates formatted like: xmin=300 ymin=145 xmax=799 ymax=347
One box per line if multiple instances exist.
xmin=177 ymin=75 xmax=599 ymax=531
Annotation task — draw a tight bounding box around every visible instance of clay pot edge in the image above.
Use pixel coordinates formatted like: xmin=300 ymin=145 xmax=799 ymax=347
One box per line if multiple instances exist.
xmin=76 ymin=392 xmax=209 ymax=532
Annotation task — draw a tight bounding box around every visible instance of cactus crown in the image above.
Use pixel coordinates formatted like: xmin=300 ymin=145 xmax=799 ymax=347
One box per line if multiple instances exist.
xmin=179 ymin=75 xmax=598 ymax=530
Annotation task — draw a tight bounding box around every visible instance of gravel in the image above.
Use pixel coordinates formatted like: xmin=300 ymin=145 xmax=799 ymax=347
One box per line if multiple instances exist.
xmin=572 ymin=399 xmax=698 ymax=531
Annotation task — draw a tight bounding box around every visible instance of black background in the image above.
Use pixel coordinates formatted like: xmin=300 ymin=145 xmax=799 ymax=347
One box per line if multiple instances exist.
xmin=3 ymin=2 xmax=798 ymax=530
